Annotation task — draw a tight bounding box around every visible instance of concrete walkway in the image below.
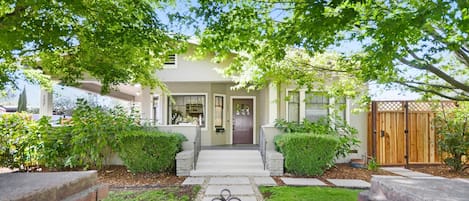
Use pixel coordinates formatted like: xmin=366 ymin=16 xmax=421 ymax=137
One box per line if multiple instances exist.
xmin=380 ymin=167 xmax=443 ymax=178
xmin=183 ymin=176 xmax=276 ymax=201
xmin=183 ymin=176 xmax=371 ymax=201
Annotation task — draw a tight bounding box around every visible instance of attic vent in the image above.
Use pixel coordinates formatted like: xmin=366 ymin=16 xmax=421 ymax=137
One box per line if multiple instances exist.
xmin=164 ymin=54 xmax=176 ymax=66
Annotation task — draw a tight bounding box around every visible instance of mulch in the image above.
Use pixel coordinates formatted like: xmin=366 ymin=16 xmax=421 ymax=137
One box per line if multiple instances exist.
xmin=410 ymin=165 xmax=469 ymax=178
xmin=98 ymin=166 xmax=185 ymax=188
xmin=54 ymin=164 xmax=468 ymax=188
xmin=98 ymin=164 xmax=396 ymax=187
xmin=272 ymin=163 xmax=396 ymax=185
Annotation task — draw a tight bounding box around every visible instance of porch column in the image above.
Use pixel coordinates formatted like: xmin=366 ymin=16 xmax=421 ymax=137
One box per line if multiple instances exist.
xmin=39 ymin=89 xmax=53 ymax=116
xmin=140 ymin=87 xmax=152 ymax=121
xmin=268 ymin=83 xmax=278 ymax=124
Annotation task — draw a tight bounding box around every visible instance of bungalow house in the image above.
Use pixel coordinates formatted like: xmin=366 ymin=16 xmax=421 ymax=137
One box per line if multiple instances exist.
xmin=137 ymin=44 xmax=368 ymax=162
xmin=37 ymin=43 xmax=368 ymax=175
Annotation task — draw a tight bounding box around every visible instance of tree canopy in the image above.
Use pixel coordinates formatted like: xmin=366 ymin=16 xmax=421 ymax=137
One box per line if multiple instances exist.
xmin=0 ymin=0 xmax=185 ymax=93
xmin=185 ymin=0 xmax=469 ymax=101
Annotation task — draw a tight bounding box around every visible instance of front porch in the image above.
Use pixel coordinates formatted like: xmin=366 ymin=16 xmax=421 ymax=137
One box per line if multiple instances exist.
xmin=174 ymin=125 xmax=284 ymax=177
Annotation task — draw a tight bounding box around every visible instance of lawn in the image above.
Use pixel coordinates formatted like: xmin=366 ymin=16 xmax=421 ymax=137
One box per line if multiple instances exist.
xmin=103 ymin=186 xmax=200 ymax=201
xmin=260 ymin=186 xmax=361 ymax=201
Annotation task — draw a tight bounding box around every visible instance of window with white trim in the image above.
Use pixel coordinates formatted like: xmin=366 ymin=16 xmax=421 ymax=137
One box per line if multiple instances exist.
xmin=287 ymin=90 xmax=347 ymax=122
xmin=152 ymin=96 xmax=161 ymax=124
xmin=287 ymin=91 xmax=300 ymax=122
xmin=305 ymin=93 xmax=329 ymax=122
xmin=214 ymin=95 xmax=225 ymax=129
xmin=168 ymin=95 xmax=206 ymax=127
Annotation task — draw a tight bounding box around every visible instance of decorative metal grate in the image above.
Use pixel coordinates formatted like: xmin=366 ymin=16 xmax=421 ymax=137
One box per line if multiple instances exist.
xmin=211 ymin=189 xmax=241 ymax=201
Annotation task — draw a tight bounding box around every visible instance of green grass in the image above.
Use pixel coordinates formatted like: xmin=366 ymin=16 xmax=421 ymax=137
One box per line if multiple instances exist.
xmin=103 ymin=186 xmax=200 ymax=201
xmin=260 ymin=186 xmax=361 ymax=201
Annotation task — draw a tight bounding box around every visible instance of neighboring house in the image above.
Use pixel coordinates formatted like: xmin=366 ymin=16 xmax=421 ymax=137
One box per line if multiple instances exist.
xmin=40 ymin=43 xmax=368 ymax=162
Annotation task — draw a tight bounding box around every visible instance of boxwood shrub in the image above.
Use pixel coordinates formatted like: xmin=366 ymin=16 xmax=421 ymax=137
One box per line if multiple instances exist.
xmin=275 ymin=133 xmax=339 ymax=176
xmin=118 ymin=130 xmax=186 ymax=173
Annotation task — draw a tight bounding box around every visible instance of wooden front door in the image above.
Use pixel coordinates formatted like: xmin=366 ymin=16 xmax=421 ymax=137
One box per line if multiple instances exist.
xmin=232 ymin=99 xmax=253 ymax=144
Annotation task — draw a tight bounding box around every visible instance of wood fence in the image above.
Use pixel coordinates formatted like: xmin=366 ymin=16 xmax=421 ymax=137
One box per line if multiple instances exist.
xmin=367 ymin=101 xmax=457 ymax=166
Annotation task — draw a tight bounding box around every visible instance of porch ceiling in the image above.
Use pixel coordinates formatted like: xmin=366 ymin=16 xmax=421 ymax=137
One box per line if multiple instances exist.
xmin=78 ymin=81 xmax=140 ymax=101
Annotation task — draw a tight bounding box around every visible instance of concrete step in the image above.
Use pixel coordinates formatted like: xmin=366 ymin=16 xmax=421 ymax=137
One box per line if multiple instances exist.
xmin=196 ymin=157 xmax=262 ymax=163
xmin=190 ymin=169 xmax=270 ymax=177
xmin=192 ymin=150 xmax=269 ymax=177
xmin=196 ymin=163 xmax=264 ymax=170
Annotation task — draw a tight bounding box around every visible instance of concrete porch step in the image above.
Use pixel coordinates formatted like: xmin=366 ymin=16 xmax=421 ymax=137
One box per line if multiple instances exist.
xmin=190 ymin=169 xmax=270 ymax=177
xmin=196 ymin=163 xmax=264 ymax=170
xmin=191 ymin=150 xmax=269 ymax=177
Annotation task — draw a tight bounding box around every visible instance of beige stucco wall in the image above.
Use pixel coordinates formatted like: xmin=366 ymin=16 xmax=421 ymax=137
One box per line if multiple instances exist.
xmin=156 ymin=45 xmax=233 ymax=82
xmin=140 ymin=82 xmax=269 ymax=146
xmin=276 ymin=87 xmax=369 ymax=163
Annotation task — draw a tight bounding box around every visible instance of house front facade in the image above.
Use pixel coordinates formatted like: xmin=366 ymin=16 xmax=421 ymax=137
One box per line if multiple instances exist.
xmin=135 ymin=44 xmax=368 ymax=162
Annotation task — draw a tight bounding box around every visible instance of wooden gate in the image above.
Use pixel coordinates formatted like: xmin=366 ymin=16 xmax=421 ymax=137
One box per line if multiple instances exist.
xmin=368 ymin=101 xmax=457 ymax=166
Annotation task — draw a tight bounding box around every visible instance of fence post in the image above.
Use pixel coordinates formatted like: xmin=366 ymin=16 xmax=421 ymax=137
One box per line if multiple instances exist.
xmin=371 ymin=101 xmax=377 ymax=159
xmin=404 ymin=101 xmax=410 ymax=169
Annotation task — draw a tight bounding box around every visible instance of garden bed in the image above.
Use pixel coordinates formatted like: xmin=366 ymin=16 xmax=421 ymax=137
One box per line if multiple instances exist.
xmin=273 ymin=163 xmax=396 ymax=185
xmin=410 ymin=165 xmax=469 ymax=178
xmin=98 ymin=166 xmax=185 ymax=188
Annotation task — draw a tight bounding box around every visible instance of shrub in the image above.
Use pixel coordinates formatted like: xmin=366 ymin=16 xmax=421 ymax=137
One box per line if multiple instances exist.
xmin=275 ymin=133 xmax=339 ymax=175
xmin=433 ymin=102 xmax=469 ymax=172
xmin=64 ymin=99 xmax=140 ymax=169
xmin=275 ymin=117 xmax=360 ymax=159
xmin=0 ymin=113 xmax=46 ymax=170
xmin=118 ymin=130 xmax=186 ymax=173
xmin=39 ymin=125 xmax=73 ymax=170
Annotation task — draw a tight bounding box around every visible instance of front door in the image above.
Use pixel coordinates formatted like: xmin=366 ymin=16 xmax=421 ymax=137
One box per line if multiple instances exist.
xmin=232 ymin=99 xmax=253 ymax=144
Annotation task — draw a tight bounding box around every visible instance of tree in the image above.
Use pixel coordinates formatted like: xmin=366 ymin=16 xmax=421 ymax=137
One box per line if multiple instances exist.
xmin=184 ymin=0 xmax=469 ymax=101
xmin=0 ymin=0 xmax=185 ymax=93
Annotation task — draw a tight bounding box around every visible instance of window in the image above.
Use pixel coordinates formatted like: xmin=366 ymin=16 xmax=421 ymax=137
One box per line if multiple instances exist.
xmin=214 ymin=95 xmax=225 ymax=129
xmin=305 ymin=93 xmax=329 ymax=122
xmin=286 ymin=90 xmax=347 ymax=122
xmin=287 ymin=91 xmax=300 ymax=122
xmin=164 ymin=54 xmax=177 ymax=68
xmin=152 ymin=96 xmax=160 ymax=124
xmin=168 ymin=95 xmax=206 ymax=127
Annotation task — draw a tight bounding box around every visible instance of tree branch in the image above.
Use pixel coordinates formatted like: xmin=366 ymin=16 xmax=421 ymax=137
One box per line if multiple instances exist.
xmin=286 ymin=58 xmax=356 ymax=73
xmin=403 ymin=80 xmax=458 ymax=90
xmin=399 ymin=52 xmax=469 ymax=93
xmin=394 ymin=81 xmax=469 ymax=101
xmin=455 ymin=44 xmax=469 ymax=66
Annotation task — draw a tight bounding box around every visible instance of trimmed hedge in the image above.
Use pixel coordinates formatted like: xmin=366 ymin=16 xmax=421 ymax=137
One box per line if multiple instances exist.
xmin=275 ymin=133 xmax=339 ymax=176
xmin=118 ymin=130 xmax=186 ymax=173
